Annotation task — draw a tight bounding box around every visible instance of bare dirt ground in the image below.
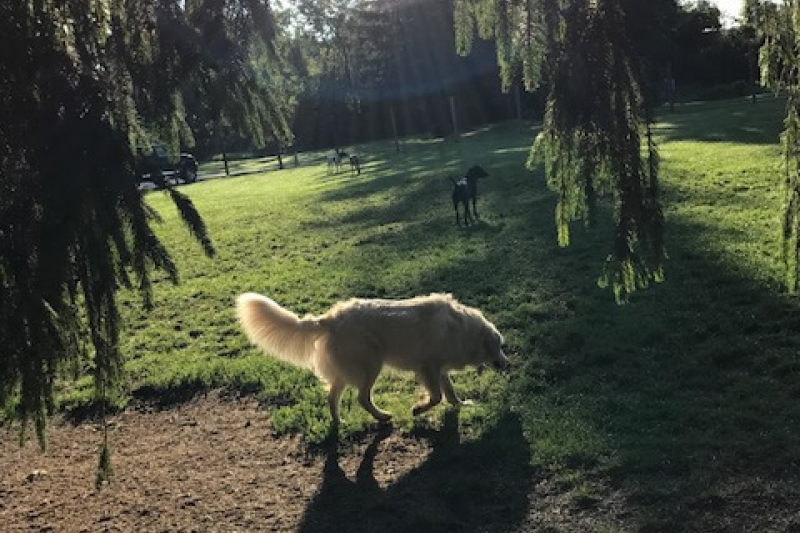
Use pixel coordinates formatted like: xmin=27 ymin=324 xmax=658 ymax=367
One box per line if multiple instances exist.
xmin=2 ymin=391 xmax=799 ymax=533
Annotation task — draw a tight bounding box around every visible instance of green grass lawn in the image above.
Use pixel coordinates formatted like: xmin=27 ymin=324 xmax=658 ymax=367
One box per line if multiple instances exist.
xmin=62 ymin=97 xmax=800 ymax=527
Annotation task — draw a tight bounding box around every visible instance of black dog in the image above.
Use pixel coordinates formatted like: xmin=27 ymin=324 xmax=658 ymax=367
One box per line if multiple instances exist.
xmin=449 ymin=165 xmax=489 ymax=226
xmin=349 ymin=154 xmax=361 ymax=175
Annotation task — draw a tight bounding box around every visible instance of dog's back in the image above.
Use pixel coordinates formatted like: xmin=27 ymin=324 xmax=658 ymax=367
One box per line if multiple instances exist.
xmin=320 ymin=294 xmax=470 ymax=371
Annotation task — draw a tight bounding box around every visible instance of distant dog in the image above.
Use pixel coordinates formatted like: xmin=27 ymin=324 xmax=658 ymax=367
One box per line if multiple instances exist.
xmin=326 ymin=151 xmax=349 ymax=174
xmin=349 ymin=154 xmax=361 ymax=175
xmin=326 ymin=154 xmax=338 ymax=174
xmin=449 ymin=165 xmax=489 ymax=226
xmin=236 ymin=292 xmax=508 ymax=428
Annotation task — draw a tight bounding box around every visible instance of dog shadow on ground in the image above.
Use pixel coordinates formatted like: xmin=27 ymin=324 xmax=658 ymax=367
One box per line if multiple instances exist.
xmin=296 ymin=410 xmax=534 ymax=533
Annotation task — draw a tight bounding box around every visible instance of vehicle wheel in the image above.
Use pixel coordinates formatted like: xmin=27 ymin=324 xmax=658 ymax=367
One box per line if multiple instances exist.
xmin=181 ymin=166 xmax=197 ymax=183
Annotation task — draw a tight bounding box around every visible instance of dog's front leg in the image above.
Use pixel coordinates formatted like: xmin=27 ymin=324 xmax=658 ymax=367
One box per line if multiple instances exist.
xmin=440 ymin=373 xmax=472 ymax=407
xmin=412 ymin=368 xmax=443 ymax=416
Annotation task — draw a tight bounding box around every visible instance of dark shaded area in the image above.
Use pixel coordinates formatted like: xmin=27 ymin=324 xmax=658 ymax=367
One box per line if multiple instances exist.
xmin=300 ymin=102 xmax=800 ymax=529
xmin=129 ymin=383 xmax=210 ymax=411
xmin=298 ymin=411 xmax=534 ymax=533
xmin=654 ymin=96 xmax=786 ymax=144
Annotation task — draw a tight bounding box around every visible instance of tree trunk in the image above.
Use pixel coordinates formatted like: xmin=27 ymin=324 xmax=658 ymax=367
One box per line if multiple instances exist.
xmin=750 ymin=50 xmax=758 ymax=105
xmin=222 ymin=149 xmax=230 ymax=176
xmin=277 ymin=149 xmax=284 ymax=170
xmin=667 ymin=63 xmax=675 ymax=113
xmin=390 ymin=104 xmax=400 ymax=153
xmin=449 ymin=95 xmax=459 ymax=143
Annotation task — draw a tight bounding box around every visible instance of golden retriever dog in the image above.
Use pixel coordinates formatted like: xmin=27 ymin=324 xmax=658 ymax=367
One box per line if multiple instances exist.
xmin=236 ymin=292 xmax=508 ymax=428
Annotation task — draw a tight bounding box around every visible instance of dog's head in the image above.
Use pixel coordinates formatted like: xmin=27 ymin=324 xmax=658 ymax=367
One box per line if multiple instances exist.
xmin=478 ymin=322 xmax=509 ymax=372
xmin=466 ymin=165 xmax=489 ymax=180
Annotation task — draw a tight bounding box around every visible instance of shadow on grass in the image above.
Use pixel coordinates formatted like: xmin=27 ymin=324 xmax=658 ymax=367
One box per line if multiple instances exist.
xmin=128 ymin=382 xmax=210 ymax=411
xmin=358 ymin=192 xmax=800 ymax=528
xmin=60 ymin=381 xmax=212 ymax=425
xmin=299 ymin=100 xmax=800 ymax=528
xmin=297 ymin=411 xmax=534 ymax=533
xmin=654 ymin=96 xmax=785 ymax=145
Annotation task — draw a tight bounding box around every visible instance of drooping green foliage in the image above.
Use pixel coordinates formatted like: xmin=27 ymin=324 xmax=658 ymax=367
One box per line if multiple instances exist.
xmin=455 ymin=0 xmax=665 ymax=302
xmin=184 ymin=0 xmax=291 ymax=158
xmin=0 ymin=0 xmax=283 ymax=451
xmin=756 ymin=0 xmax=800 ymax=292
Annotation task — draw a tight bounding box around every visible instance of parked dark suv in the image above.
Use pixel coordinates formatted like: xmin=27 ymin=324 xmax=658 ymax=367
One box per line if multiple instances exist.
xmin=138 ymin=144 xmax=198 ymax=187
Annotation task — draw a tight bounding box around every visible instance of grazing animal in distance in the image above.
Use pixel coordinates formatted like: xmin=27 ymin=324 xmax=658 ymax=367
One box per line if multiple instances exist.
xmin=236 ymin=292 xmax=508 ymax=429
xmin=349 ymin=154 xmax=361 ymax=175
xmin=326 ymin=154 xmax=337 ymax=174
xmin=326 ymin=151 xmax=349 ymax=174
xmin=336 ymin=151 xmax=348 ymax=173
xmin=449 ymin=165 xmax=489 ymax=226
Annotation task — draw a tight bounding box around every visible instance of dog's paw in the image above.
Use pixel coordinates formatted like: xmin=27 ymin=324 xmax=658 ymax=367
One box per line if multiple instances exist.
xmin=447 ymin=399 xmax=474 ymax=409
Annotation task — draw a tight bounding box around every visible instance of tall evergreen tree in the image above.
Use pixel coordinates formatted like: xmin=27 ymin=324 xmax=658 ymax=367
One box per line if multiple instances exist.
xmin=0 ymin=0 xmax=284 ymax=457
xmin=455 ymin=0 xmax=666 ymax=302
xmin=755 ymin=0 xmax=800 ymax=291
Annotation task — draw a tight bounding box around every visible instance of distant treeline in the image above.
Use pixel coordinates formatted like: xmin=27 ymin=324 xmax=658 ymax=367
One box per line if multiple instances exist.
xmin=194 ymin=0 xmax=756 ymax=158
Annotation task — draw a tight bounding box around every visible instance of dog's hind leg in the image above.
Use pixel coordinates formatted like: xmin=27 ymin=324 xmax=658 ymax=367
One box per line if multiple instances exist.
xmin=327 ymin=380 xmax=345 ymax=429
xmin=357 ymin=370 xmax=392 ymax=423
xmin=464 ymin=202 xmax=473 ymax=226
xmin=412 ymin=367 xmax=443 ymax=416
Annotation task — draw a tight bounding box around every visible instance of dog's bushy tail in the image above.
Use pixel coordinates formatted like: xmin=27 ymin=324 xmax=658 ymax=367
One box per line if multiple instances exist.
xmin=236 ymin=293 xmax=323 ymax=370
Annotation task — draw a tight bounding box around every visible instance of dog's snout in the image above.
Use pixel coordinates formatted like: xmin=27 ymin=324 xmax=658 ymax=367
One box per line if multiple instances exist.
xmin=493 ymin=350 xmax=510 ymax=371
xmin=493 ymin=359 xmax=508 ymax=370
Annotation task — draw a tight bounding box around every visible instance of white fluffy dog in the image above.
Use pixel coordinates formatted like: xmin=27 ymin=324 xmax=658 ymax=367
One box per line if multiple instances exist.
xmin=236 ymin=292 xmax=508 ymax=427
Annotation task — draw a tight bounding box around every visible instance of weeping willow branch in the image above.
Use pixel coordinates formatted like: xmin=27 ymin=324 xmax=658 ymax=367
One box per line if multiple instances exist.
xmin=456 ymin=0 xmax=665 ymax=302
xmin=755 ymin=0 xmax=800 ymax=292
xmin=0 ymin=0 xmax=283 ymax=461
